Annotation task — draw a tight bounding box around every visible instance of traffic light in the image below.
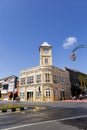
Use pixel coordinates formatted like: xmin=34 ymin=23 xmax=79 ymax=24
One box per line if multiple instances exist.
xmin=70 ymin=53 xmax=76 ymax=61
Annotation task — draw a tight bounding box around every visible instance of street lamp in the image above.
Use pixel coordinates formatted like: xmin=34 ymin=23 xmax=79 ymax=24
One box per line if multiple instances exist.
xmin=71 ymin=44 xmax=87 ymax=61
xmin=12 ymin=85 xmax=15 ymax=106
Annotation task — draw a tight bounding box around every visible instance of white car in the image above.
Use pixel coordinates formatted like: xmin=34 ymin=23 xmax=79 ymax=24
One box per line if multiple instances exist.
xmin=79 ymin=94 xmax=84 ymax=100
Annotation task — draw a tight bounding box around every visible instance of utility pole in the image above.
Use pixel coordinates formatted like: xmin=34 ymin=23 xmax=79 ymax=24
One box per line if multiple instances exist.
xmin=12 ymin=76 xmax=16 ymax=106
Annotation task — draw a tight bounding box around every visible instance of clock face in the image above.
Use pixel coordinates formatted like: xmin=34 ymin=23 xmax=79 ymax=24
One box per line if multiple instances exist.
xmin=43 ymin=48 xmax=49 ymax=54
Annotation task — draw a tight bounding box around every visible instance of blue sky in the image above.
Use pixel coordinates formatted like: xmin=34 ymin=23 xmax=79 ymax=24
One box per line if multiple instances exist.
xmin=0 ymin=0 xmax=87 ymax=78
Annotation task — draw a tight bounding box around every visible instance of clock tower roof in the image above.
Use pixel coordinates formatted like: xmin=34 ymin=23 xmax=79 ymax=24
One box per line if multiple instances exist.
xmin=41 ymin=42 xmax=51 ymax=47
xmin=39 ymin=42 xmax=52 ymax=51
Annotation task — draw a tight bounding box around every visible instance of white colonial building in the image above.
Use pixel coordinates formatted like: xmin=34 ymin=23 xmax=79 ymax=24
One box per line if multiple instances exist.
xmin=19 ymin=42 xmax=71 ymax=102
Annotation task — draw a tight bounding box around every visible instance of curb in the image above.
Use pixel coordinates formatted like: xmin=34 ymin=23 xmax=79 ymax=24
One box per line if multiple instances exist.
xmin=62 ymin=100 xmax=87 ymax=103
xmin=0 ymin=106 xmax=34 ymax=113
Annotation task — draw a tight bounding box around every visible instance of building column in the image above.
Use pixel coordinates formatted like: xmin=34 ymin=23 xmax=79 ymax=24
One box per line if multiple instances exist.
xmin=25 ymin=86 xmax=27 ymax=101
xmin=33 ymin=86 xmax=36 ymax=102
xmin=2 ymin=94 xmax=4 ymax=100
xmin=41 ymin=86 xmax=44 ymax=101
xmin=51 ymin=88 xmax=54 ymax=101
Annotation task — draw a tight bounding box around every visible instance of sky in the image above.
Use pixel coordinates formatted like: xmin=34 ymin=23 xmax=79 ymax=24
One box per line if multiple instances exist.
xmin=0 ymin=0 xmax=87 ymax=78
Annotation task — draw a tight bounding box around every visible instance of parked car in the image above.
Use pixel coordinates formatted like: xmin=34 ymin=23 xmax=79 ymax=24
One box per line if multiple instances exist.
xmin=84 ymin=94 xmax=87 ymax=98
xmin=72 ymin=96 xmax=77 ymax=100
xmin=79 ymin=94 xmax=84 ymax=100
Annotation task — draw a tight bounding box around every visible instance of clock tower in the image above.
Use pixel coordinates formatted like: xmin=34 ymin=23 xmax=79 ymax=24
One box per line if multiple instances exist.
xmin=39 ymin=42 xmax=52 ymax=66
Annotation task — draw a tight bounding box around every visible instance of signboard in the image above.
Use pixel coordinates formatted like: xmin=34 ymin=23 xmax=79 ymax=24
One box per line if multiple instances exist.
xmin=1 ymin=90 xmax=7 ymax=94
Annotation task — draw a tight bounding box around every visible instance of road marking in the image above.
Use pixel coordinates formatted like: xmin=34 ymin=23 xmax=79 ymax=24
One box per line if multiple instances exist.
xmin=1 ymin=115 xmax=87 ymax=130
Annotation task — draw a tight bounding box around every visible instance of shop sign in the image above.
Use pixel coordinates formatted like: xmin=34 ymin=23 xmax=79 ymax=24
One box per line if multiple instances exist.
xmin=1 ymin=90 xmax=7 ymax=94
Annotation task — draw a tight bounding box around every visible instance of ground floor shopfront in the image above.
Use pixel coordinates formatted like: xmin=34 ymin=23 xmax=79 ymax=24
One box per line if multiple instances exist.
xmin=1 ymin=91 xmax=18 ymax=100
xmin=19 ymin=84 xmax=71 ymax=102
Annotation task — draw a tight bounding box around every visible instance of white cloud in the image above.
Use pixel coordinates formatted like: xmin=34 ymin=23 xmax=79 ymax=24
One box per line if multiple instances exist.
xmin=63 ymin=37 xmax=77 ymax=49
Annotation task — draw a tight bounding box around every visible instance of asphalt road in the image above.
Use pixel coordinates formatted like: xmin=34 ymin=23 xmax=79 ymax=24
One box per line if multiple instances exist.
xmin=0 ymin=101 xmax=87 ymax=130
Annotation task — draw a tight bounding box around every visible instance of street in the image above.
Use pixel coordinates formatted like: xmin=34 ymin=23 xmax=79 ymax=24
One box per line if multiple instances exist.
xmin=0 ymin=101 xmax=87 ymax=130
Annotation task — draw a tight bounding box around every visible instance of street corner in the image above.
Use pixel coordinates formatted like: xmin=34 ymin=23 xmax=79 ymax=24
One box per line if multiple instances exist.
xmin=0 ymin=106 xmax=31 ymax=114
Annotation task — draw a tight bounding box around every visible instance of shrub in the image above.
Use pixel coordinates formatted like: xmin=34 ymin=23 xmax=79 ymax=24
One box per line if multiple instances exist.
xmin=0 ymin=104 xmax=23 ymax=110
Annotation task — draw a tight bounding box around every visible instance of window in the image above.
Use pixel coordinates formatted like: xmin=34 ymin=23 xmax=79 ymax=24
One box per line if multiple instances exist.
xmin=36 ymin=91 xmax=41 ymax=99
xmin=3 ymin=84 xmax=8 ymax=90
xmin=27 ymin=76 xmax=34 ymax=84
xmin=20 ymin=92 xmax=24 ymax=99
xmin=59 ymin=77 xmax=65 ymax=84
xmin=54 ymin=88 xmax=58 ymax=97
xmin=20 ymin=78 xmax=25 ymax=85
xmin=45 ymin=73 xmax=50 ymax=82
xmin=46 ymin=90 xmax=50 ymax=98
xmin=53 ymin=75 xmax=58 ymax=83
xmin=45 ymin=58 xmax=48 ymax=64
xmin=4 ymin=94 xmax=8 ymax=99
xmin=36 ymin=75 xmax=41 ymax=82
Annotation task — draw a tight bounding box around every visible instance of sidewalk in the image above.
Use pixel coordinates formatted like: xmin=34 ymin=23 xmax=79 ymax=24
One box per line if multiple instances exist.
xmin=62 ymin=99 xmax=87 ymax=103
